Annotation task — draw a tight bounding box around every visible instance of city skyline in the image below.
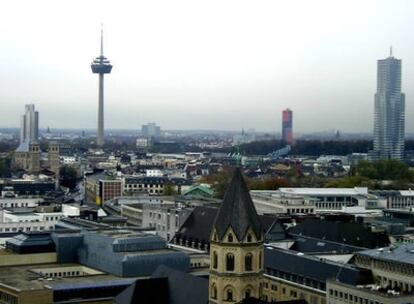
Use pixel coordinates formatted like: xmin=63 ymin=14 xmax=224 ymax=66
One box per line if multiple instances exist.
xmin=0 ymin=0 xmax=413 ymax=133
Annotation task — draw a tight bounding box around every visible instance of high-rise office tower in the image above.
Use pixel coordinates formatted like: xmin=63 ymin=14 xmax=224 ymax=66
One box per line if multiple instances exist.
xmin=282 ymin=108 xmax=293 ymax=145
xmin=14 ymin=104 xmax=41 ymax=173
xmin=372 ymin=48 xmax=405 ymax=160
xmin=19 ymin=104 xmax=39 ymax=144
xmin=141 ymin=123 xmax=161 ymax=138
xmin=91 ymin=27 xmax=112 ymax=147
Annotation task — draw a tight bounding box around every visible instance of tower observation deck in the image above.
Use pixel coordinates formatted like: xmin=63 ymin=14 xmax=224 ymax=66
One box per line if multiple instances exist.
xmin=91 ymin=27 xmax=112 ymax=147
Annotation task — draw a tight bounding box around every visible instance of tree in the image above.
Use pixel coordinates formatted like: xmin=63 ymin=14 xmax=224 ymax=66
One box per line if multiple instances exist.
xmin=324 ymin=176 xmax=373 ymax=188
xmin=163 ymin=184 xmax=177 ymax=196
xmin=249 ymin=177 xmax=292 ymax=190
xmin=352 ymin=160 xmax=413 ymax=181
xmin=199 ymin=167 xmax=236 ymax=199
xmin=0 ymin=158 xmax=11 ymax=178
xmin=59 ymin=165 xmax=78 ymax=189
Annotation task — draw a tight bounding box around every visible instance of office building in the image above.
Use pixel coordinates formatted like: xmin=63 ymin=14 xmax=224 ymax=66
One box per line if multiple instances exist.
xmin=327 ymin=243 xmax=414 ymax=303
xmin=84 ymin=171 xmax=122 ymax=205
xmin=262 ymin=245 xmax=370 ymax=304
xmin=141 ymin=123 xmax=161 ymax=138
xmin=372 ymin=48 xmax=405 ymax=160
xmin=141 ymin=204 xmax=192 ymax=241
xmin=91 ymin=27 xmax=112 ymax=147
xmin=14 ymin=105 xmax=41 ymax=173
xmin=19 ymin=104 xmax=39 ymax=144
xmin=250 ymin=187 xmax=386 ymax=214
xmin=282 ymin=108 xmax=293 ymax=145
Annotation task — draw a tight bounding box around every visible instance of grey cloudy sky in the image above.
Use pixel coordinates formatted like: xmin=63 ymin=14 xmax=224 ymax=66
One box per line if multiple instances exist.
xmin=0 ymin=0 xmax=413 ymax=133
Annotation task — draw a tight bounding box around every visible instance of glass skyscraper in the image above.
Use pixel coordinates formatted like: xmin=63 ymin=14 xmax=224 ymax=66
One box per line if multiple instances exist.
xmin=19 ymin=104 xmax=39 ymax=145
xmin=372 ymin=50 xmax=405 ymax=160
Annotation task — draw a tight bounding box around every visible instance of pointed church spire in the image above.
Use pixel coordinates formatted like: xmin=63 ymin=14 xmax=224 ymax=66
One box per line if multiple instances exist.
xmin=212 ymin=168 xmax=262 ymax=241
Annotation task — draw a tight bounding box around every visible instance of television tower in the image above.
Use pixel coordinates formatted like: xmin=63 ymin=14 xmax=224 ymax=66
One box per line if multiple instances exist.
xmin=91 ymin=26 xmax=112 ymax=147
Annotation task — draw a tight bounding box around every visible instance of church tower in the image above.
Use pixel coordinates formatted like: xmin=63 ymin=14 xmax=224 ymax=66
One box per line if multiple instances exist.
xmin=48 ymin=142 xmax=60 ymax=176
xmin=28 ymin=143 xmax=41 ymax=173
xmin=209 ymin=168 xmax=264 ymax=304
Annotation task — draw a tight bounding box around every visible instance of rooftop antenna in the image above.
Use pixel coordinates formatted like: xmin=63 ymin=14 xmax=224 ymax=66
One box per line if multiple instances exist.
xmin=100 ymin=23 xmax=104 ymax=57
xmin=390 ymin=45 xmax=393 ymax=57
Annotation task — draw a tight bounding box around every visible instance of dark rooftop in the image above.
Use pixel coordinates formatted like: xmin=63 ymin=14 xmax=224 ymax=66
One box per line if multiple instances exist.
xmin=212 ymin=168 xmax=262 ymax=241
xmin=264 ymin=246 xmax=373 ymax=286
xmin=289 ymin=218 xmax=390 ymax=249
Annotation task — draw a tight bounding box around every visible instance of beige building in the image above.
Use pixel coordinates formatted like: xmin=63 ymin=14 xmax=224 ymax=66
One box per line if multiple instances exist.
xmin=209 ymin=168 xmax=264 ymax=304
xmin=326 ymin=243 xmax=414 ymax=303
xmin=14 ymin=143 xmax=41 ymax=173
xmin=84 ymin=171 xmax=123 ymax=205
xmin=48 ymin=142 xmax=60 ymax=175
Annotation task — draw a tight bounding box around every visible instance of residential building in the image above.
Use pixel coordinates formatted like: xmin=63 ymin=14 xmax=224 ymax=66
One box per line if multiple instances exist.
xmin=123 ymin=176 xmax=191 ymax=196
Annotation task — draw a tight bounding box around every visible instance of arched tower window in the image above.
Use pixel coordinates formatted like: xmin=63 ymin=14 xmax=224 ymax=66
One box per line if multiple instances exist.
xmin=226 ymin=253 xmax=235 ymax=271
xmin=227 ymin=233 xmax=233 ymax=243
xmin=245 ymin=288 xmax=251 ymax=299
xmin=259 ymin=251 xmax=262 ymax=269
xmin=226 ymin=288 xmax=234 ymax=301
xmin=247 ymin=234 xmax=252 ymax=242
xmin=211 ymin=284 xmax=217 ymax=299
xmin=213 ymin=251 xmax=218 ymax=269
xmin=245 ymin=253 xmax=253 ymax=271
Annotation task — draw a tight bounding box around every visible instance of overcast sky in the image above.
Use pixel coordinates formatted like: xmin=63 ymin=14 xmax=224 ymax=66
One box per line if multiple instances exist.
xmin=0 ymin=0 xmax=413 ymax=133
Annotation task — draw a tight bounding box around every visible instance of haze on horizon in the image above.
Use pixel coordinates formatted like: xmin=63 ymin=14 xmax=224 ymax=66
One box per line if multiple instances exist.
xmin=0 ymin=0 xmax=413 ymax=133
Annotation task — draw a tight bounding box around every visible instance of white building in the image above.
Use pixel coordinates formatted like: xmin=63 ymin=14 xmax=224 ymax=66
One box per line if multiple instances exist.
xmin=0 ymin=209 xmax=64 ymax=235
xmin=251 ymin=187 xmax=386 ymax=215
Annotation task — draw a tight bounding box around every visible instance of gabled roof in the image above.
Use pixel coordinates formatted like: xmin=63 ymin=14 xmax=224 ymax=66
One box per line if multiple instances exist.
xmin=113 ymin=265 xmax=209 ymax=304
xmin=151 ymin=265 xmax=208 ymax=304
xmin=114 ymin=277 xmax=169 ymax=304
xmin=212 ymin=168 xmax=262 ymax=241
xmin=174 ymin=206 xmax=280 ymax=246
xmin=183 ymin=185 xmax=214 ymax=197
